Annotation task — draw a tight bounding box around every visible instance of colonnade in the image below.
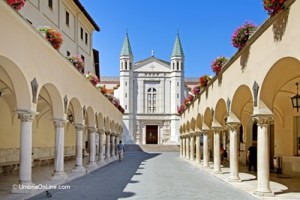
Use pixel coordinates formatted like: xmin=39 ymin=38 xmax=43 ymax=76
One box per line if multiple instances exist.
xmin=180 ymin=114 xmax=274 ymax=196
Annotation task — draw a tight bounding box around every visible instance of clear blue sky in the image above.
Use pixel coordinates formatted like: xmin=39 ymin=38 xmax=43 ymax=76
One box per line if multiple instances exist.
xmin=80 ymin=0 xmax=269 ymax=78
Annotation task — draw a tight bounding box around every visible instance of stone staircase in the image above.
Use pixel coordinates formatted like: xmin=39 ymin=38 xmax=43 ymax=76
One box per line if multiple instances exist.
xmin=125 ymin=144 xmax=180 ymax=152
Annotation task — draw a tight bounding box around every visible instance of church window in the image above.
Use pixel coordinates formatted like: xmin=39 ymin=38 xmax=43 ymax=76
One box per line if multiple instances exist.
xmin=125 ymin=81 xmax=127 ymax=86
xmin=177 ymin=94 xmax=179 ymax=98
xmin=181 ymin=62 xmax=184 ymax=70
xmin=125 ymin=93 xmax=127 ymax=98
xmin=125 ymin=105 xmax=127 ymax=109
xmin=177 ymin=82 xmax=179 ymax=87
xmin=173 ymin=63 xmax=175 ymax=70
xmin=177 ymin=62 xmax=179 ymax=70
xmin=147 ymin=88 xmax=157 ymax=113
xmin=125 ymin=62 xmax=128 ymax=70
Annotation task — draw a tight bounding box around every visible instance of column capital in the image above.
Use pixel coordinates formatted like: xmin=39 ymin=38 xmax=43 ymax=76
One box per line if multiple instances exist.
xmin=252 ymin=114 xmax=273 ymax=128
xmin=74 ymin=123 xmax=85 ymax=131
xmin=53 ymin=119 xmax=66 ymax=127
xmin=88 ymin=127 xmax=97 ymax=133
xmin=97 ymin=128 xmax=105 ymax=134
xmin=211 ymin=125 xmax=222 ymax=132
xmin=105 ymin=130 xmax=111 ymax=135
xmin=201 ymin=129 xmax=210 ymax=135
xmin=17 ymin=111 xmax=37 ymax=122
xmin=226 ymin=122 xmax=240 ymax=131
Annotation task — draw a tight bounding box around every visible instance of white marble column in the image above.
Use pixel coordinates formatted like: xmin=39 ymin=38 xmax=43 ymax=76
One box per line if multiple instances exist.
xmin=190 ymin=134 xmax=195 ymax=161
xmin=182 ymin=136 xmax=185 ymax=157
xmin=52 ymin=119 xmax=68 ymax=179
xmin=226 ymin=122 xmax=241 ymax=182
xmin=253 ymin=114 xmax=274 ymax=197
xmin=11 ymin=112 xmax=36 ymax=193
xmin=97 ymin=129 xmax=105 ymax=164
xmin=212 ymin=126 xmax=222 ymax=174
xmin=195 ymin=132 xmax=201 ymax=163
xmin=202 ymin=131 xmax=210 ymax=168
xmin=180 ymin=136 xmax=183 ymax=157
xmin=111 ymin=133 xmax=116 ymax=159
xmin=87 ymin=127 xmax=97 ymax=169
xmin=72 ymin=124 xmax=86 ymax=173
xmin=186 ymin=136 xmax=190 ymax=159
xmin=105 ymin=131 xmax=111 ymax=161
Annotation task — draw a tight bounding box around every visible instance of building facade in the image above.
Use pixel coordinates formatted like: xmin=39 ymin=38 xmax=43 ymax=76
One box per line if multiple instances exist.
xmin=0 ymin=0 xmax=123 ymax=194
xmin=179 ymin=0 xmax=300 ymax=196
xmin=102 ymin=34 xmax=198 ymax=145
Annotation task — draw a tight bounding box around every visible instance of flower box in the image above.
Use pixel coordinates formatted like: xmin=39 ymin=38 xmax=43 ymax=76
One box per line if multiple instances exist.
xmin=211 ymin=56 xmax=228 ymax=75
xmin=199 ymin=75 xmax=211 ymax=88
xmin=38 ymin=26 xmax=63 ymax=50
xmin=6 ymin=0 xmax=26 ymax=11
xmin=68 ymin=55 xmax=85 ymax=72
xmin=231 ymin=22 xmax=257 ymax=49
xmin=263 ymin=0 xmax=286 ymax=16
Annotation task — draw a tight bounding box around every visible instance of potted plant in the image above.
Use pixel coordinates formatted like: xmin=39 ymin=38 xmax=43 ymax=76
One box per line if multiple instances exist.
xmin=231 ymin=22 xmax=257 ymax=49
xmin=199 ymin=75 xmax=212 ymax=88
xmin=177 ymin=104 xmax=186 ymax=115
xmin=211 ymin=56 xmax=228 ymax=75
xmin=38 ymin=26 xmax=63 ymax=50
xmin=68 ymin=55 xmax=85 ymax=72
xmin=192 ymin=85 xmax=201 ymax=96
xmin=6 ymin=0 xmax=26 ymax=11
xmin=263 ymin=0 xmax=286 ymax=16
xmin=85 ymin=72 xmax=99 ymax=86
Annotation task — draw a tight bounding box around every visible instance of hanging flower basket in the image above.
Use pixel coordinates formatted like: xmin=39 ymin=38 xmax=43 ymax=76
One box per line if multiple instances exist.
xmin=177 ymin=105 xmax=186 ymax=115
xmin=192 ymin=85 xmax=201 ymax=96
xmin=6 ymin=0 xmax=26 ymax=11
xmin=231 ymin=22 xmax=257 ymax=49
xmin=38 ymin=26 xmax=63 ymax=50
xmin=199 ymin=75 xmax=211 ymax=88
xmin=263 ymin=0 xmax=286 ymax=16
xmin=211 ymin=56 xmax=228 ymax=75
xmin=85 ymin=72 xmax=99 ymax=86
xmin=68 ymin=55 xmax=85 ymax=72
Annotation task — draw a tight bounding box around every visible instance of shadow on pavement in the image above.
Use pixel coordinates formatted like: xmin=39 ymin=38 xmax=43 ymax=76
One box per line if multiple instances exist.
xmin=29 ymin=151 xmax=160 ymax=200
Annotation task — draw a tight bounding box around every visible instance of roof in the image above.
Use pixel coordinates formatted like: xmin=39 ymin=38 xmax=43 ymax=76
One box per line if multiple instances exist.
xmin=171 ymin=34 xmax=184 ymax=58
xmin=73 ymin=0 xmax=100 ymax=32
xmin=134 ymin=56 xmax=170 ymax=67
xmin=120 ymin=33 xmax=133 ymax=57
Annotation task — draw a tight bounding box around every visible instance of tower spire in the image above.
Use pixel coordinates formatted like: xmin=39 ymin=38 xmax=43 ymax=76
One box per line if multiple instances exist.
xmin=171 ymin=33 xmax=184 ymax=58
xmin=120 ymin=33 xmax=133 ymax=58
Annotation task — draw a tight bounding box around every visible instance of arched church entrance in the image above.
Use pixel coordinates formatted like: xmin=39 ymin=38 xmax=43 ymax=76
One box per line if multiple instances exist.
xmin=146 ymin=125 xmax=158 ymax=144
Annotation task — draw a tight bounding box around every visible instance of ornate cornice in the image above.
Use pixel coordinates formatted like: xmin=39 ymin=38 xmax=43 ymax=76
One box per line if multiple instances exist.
xmin=17 ymin=112 xmax=36 ymax=122
xmin=74 ymin=123 xmax=85 ymax=131
xmin=53 ymin=119 xmax=66 ymax=127
xmin=252 ymin=114 xmax=273 ymax=128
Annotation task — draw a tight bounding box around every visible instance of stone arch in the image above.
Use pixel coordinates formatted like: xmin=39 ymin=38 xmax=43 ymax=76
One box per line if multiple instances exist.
xmin=231 ymin=85 xmax=253 ymax=121
xmin=215 ymin=98 xmax=227 ymax=127
xmin=190 ymin=118 xmax=196 ymax=132
xmin=110 ymin=120 xmax=115 ymax=134
xmin=186 ymin=121 xmax=190 ymax=133
xmin=104 ymin=116 xmax=110 ymax=132
xmin=182 ymin=123 xmax=186 ymax=134
xmin=68 ymin=98 xmax=83 ymax=124
xmin=0 ymin=55 xmax=31 ymax=110
xmin=196 ymin=113 xmax=202 ymax=131
xmin=86 ymin=106 xmax=95 ymax=127
xmin=203 ymin=107 xmax=212 ymax=129
xmin=97 ymin=113 xmax=104 ymax=130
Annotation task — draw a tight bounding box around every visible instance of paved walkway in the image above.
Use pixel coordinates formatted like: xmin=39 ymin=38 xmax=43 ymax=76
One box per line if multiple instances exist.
xmin=1 ymin=152 xmax=299 ymax=200
xmin=29 ymin=152 xmax=257 ymax=200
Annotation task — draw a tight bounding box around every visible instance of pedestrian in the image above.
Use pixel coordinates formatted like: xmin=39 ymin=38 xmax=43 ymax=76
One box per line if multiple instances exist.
xmin=117 ymin=141 xmax=125 ymax=161
xmin=247 ymin=141 xmax=257 ymax=172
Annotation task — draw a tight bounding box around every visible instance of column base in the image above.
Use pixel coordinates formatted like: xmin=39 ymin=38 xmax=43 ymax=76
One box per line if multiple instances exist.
xmin=51 ymin=171 xmax=68 ymax=180
xmin=254 ymin=190 xmax=275 ymax=197
xmin=97 ymin=159 xmax=106 ymax=165
xmin=11 ymin=182 xmax=36 ymax=194
xmin=87 ymin=161 xmax=97 ymax=170
xmin=228 ymin=176 xmax=241 ymax=182
xmin=213 ymin=169 xmax=223 ymax=174
xmin=72 ymin=166 xmax=86 ymax=174
xmin=105 ymin=157 xmax=111 ymax=162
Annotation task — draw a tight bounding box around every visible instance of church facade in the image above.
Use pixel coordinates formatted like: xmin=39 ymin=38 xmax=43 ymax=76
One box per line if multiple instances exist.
xmin=102 ymin=34 xmax=198 ymax=145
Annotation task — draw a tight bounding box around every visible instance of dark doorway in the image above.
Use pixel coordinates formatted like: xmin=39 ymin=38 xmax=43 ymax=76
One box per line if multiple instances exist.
xmin=146 ymin=125 xmax=158 ymax=144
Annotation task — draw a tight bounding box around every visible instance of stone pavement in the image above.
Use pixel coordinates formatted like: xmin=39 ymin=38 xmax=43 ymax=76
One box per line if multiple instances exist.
xmin=0 ymin=151 xmax=299 ymax=200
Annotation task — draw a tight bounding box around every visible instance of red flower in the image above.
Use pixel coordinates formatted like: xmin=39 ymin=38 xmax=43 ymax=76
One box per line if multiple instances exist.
xmin=211 ymin=56 xmax=228 ymax=74
xmin=6 ymin=0 xmax=26 ymax=11
xmin=263 ymin=0 xmax=286 ymax=16
xmin=199 ymin=75 xmax=211 ymax=87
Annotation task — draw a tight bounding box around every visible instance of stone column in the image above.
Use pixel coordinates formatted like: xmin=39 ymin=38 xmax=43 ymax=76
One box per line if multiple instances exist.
xmin=72 ymin=124 xmax=86 ymax=173
xmin=195 ymin=131 xmax=201 ymax=163
xmin=105 ymin=131 xmax=111 ymax=161
xmin=52 ymin=119 xmax=68 ymax=179
xmin=87 ymin=127 xmax=97 ymax=169
xmin=253 ymin=114 xmax=274 ymax=197
xmin=182 ymin=136 xmax=186 ymax=158
xmin=190 ymin=133 xmax=195 ymax=161
xmin=226 ymin=122 xmax=241 ymax=182
xmin=179 ymin=136 xmax=182 ymax=157
xmin=186 ymin=136 xmax=190 ymax=159
xmin=202 ymin=130 xmax=210 ymax=168
xmin=97 ymin=129 xmax=105 ymax=164
xmin=111 ymin=133 xmax=116 ymax=159
xmin=11 ymin=112 xmax=36 ymax=193
xmin=212 ymin=126 xmax=222 ymax=174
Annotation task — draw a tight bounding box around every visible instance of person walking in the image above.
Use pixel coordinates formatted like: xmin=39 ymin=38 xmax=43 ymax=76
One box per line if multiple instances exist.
xmin=247 ymin=141 xmax=257 ymax=172
xmin=117 ymin=141 xmax=125 ymax=161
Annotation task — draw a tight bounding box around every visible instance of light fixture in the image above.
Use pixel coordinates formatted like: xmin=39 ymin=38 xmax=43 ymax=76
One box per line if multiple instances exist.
xmin=291 ymin=82 xmax=300 ymax=112
xmin=68 ymin=114 xmax=74 ymax=123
